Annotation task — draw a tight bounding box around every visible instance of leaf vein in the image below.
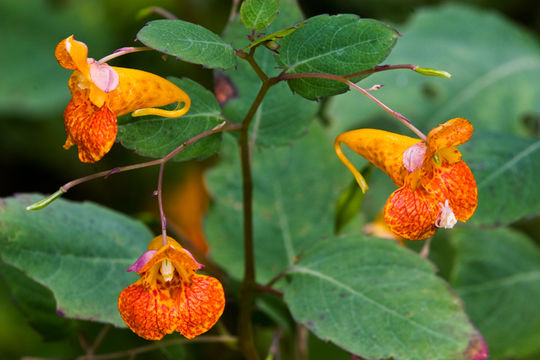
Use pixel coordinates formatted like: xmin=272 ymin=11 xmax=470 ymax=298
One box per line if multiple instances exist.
xmin=478 ymin=139 xmax=540 ymax=188
xmin=288 ymin=265 xmax=460 ymax=345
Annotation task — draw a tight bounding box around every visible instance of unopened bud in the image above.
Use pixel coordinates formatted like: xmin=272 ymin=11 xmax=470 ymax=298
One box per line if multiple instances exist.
xmin=265 ymin=40 xmax=280 ymax=51
xmin=415 ymin=67 xmax=452 ymax=78
xmin=26 ymin=189 xmax=65 ymax=211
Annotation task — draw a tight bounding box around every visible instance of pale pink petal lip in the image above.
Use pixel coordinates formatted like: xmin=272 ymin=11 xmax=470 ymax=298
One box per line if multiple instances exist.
xmin=89 ymin=62 xmax=119 ymax=93
xmin=126 ymin=250 xmax=158 ymax=272
xmin=402 ymin=142 xmax=426 ymax=173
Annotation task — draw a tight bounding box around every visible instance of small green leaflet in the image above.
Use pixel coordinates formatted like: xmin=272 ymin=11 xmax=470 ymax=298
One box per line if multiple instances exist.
xmin=137 ymin=19 xmax=236 ymax=69
xmin=240 ymin=0 xmax=279 ymax=31
xmin=277 ymin=14 xmax=399 ymax=99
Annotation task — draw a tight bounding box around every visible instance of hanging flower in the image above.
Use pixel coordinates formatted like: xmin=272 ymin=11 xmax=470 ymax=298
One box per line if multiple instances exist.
xmin=118 ymin=236 xmax=225 ymax=340
xmin=335 ymin=118 xmax=477 ymax=240
xmin=55 ymin=35 xmax=191 ymax=163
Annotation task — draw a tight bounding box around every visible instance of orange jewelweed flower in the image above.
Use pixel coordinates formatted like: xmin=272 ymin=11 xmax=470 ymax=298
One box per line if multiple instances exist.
xmin=55 ymin=35 xmax=191 ymax=163
xmin=335 ymin=118 xmax=477 ymax=240
xmin=118 ymin=236 xmax=225 ymax=340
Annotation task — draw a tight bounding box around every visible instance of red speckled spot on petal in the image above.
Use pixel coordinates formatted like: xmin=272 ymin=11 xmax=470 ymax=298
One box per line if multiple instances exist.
xmin=55 ymin=35 xmax=89 ymax=72
xmin=118 ymin=283 xmax=181 ymax=340
xmin=177 ymin=275 xmax=225 ymax=339
xmin=425 ymin=162 xmax=478 ymax=221
xmin=63 ymin=97 xmax=117 ymax=163
xmin=384 ymin=186 xmax=442 ymax=240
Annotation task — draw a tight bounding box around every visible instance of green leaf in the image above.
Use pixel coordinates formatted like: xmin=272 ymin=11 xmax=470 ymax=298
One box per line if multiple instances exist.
xmin=276 ymin=14 xmax=399 ymax=100
xmin=0 ymin=194 xmax=153 ymax=327
xmin=205 ymin=124 xmax=350 ymax=283
xmin=240 ymin=0 xmax=279 ymax=31
xmin=461 ymin=131 xmax=540 ymax=226
xmin=137 ymin=19 xmax=236 ymax=69
xmin=218 ymin=0 xmax=318 ymax=147
xmin=326 ymin=4 xmax=540 ymax=137
xmin=0 ymin=0 xmax=114 ymax=117
xmin=451 ymin=227 xmax=540 ymax=359
xmin=0 ymin=262 xmax=76 ymax=341
xmin=117 ymin=77 xmax=223 ymax=161
xmin=283 ymin=234 xmax=486 ymax=360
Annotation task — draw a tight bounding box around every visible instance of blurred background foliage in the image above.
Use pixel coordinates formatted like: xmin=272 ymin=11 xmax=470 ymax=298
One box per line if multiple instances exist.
xmin=1 ymin=0 xmax=539 ymax=359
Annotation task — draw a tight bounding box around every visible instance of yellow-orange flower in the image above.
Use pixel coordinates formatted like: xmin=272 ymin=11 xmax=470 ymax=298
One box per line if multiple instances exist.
xmin=55 ymin=35 xmax=191 ymax=163
xmin=335 ymin=118 xmax=477 ymax=240
xmin=118 ymin=236 xmax=225 ymax=340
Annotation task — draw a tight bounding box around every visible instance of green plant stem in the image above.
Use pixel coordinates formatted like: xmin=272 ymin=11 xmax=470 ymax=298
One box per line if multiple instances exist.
xmin=143 ymin=6 xmax=178 ymax=20
xmin=345 ymin=80 xmax=427 ymax=141
xmin=27 ymin=122 xmax=240 ymax=211
xmin=98 ymin=47 xmax=153 ymax=64
xmin=277 ymin=63 xmax=420 ymax=81
xmin=272 ymin=69 xmax=428 ymax=141
xmin=22 ymin=336 xmax=237 ymax=360
xmin=235 ymin=48 xmax=278 ymax=360
xmin=237 ymin=81 xmax=272 ymax=360
xmin=157 ymin=162 xmax=167 ymax=245
xmin=88 ymin=325 xmax=111 ymax=355
xmin=420 ymin=237 xmax=433 ymax=258
xmin=56 ymin=123 xmax=240 ymax=193
xmin=236 ymin=49 xmax=268 ymax=82
xmin=228 ymin=0 xmax=241 ymax=22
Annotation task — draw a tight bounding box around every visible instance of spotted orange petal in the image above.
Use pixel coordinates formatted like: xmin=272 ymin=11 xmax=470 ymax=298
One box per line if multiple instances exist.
xmin=107 ymin=67 xmax=191 ymax=118
xmin=118 ymin=282 xmax=181 ymax=340
xmin=177 ymin=274 xmax=226 ymax=339
xmin=63 ymin=98 xmax=117 ymax=163
xmin=384 ymin=186 xmax=443 ymax=240
xmin=424 ymin=161 xmax=478 ymax=221
xmin=335 ymin=129 xmax=421 ymax=190
xmin=55 ymin=35 xmax=90 ymax=76
xmin=427 ymin=118 xmax=473 ymax=154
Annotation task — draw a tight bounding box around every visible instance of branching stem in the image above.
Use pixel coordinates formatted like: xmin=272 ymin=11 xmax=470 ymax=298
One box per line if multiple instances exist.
xmin=345 ymin=80 xmax=427 ymax=141
xmin=236 ymin=48 xmax=268 ymax=82
xmin=235 ymin=47 xmax=280 ymax=360
xmin=19 ymin=335 xmax=237 ymax=360
xmin=98 ymin=47 xmax=153 ymax=64
xmin=157 ymin=162 xmax=167 ymax=245
xmin=272 ymin=68 xmax=428 ymax=141
xmin=277 ymin=63 xmax=419 ymax=81
xmin=56 ymin=122 xmax=240 ymax=195
xmin=143 ymin=6 xmax=178 ymax=20
xmin=237 ymin=82 xmax=272 ymax=360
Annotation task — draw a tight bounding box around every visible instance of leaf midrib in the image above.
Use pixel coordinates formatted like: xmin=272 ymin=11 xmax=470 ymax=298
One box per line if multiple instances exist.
xmin=477 ymin=138 xmax=540 ymax=188
xmin=287 ymin=265 xmax=461 ymax=345
xmin=431 ymin=55 xmax=540 ymax=120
